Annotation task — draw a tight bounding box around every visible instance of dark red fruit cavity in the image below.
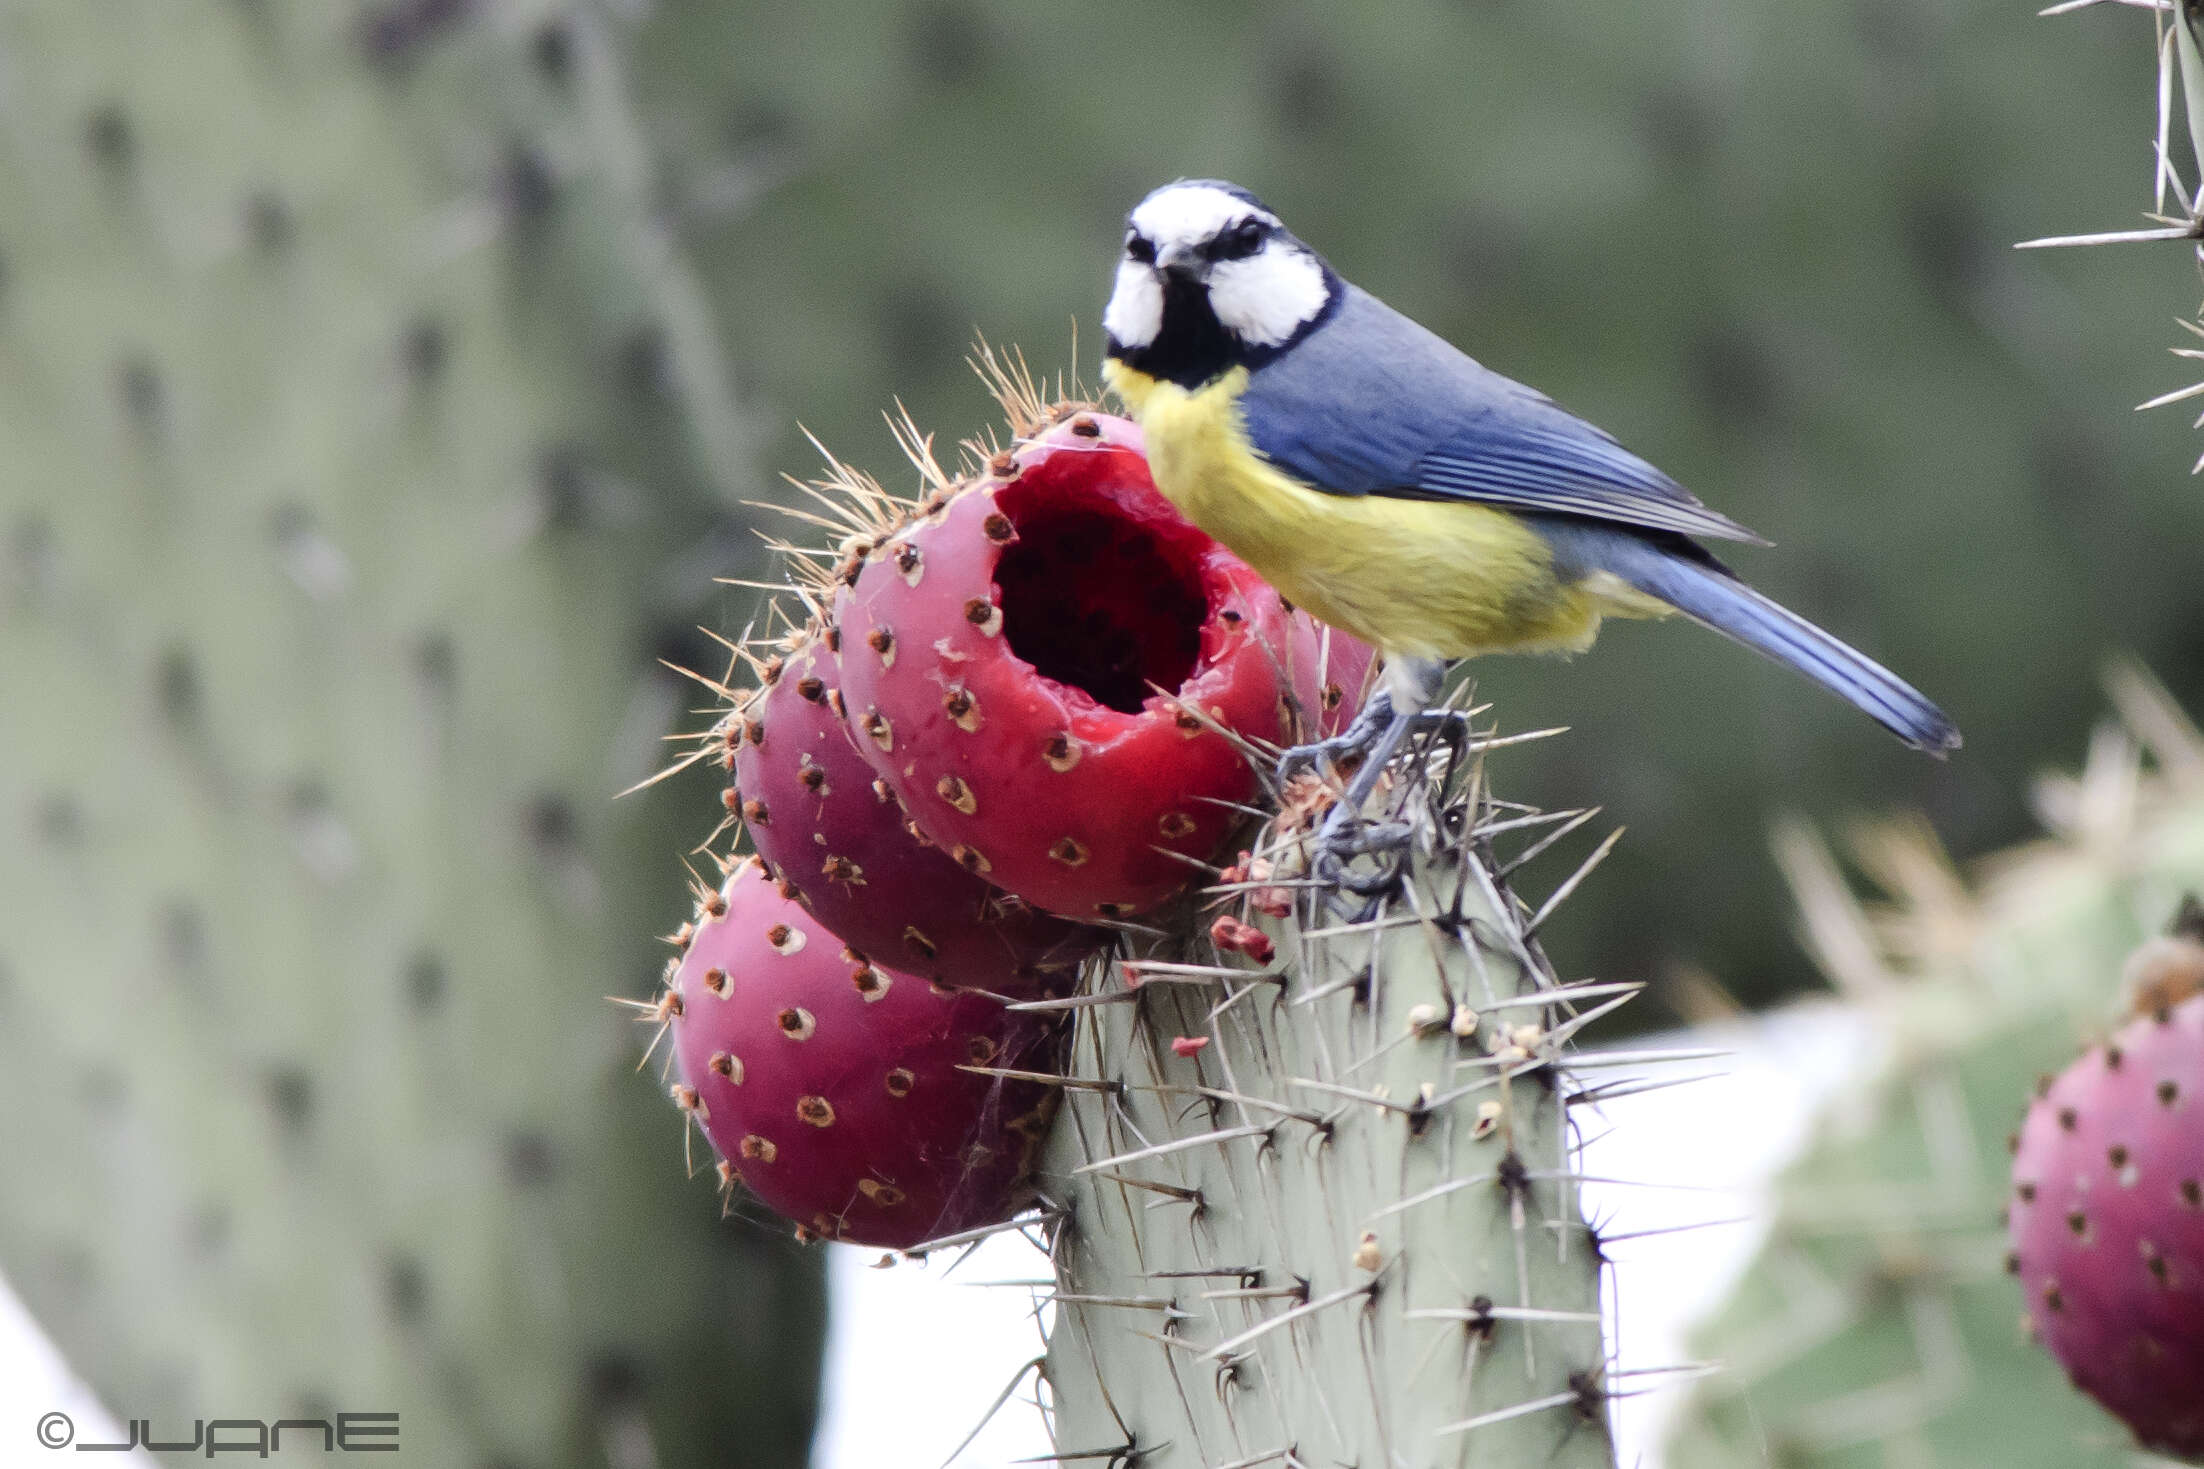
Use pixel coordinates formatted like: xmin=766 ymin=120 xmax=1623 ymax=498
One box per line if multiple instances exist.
xmin=835 ymin=412 xmax=1371 ymax=917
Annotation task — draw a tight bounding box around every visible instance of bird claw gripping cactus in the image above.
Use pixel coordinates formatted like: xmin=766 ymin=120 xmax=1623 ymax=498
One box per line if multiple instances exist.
xmin=666 ymin=859 xmax=1063 ymax=1248
xmin=2009 ymin=977 xmax=2204 ymax=1461
xmin=1031 ymin=724 xmax=1623 ymax=1469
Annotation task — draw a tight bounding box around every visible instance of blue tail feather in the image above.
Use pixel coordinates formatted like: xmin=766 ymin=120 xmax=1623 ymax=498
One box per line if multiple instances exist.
xmin=1540 ymin=522 xmax=1961 ymax=755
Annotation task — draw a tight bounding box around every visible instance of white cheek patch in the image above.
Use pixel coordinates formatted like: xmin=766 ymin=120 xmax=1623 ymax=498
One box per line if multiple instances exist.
xmin=1205 ymin=244 xmax=1329 ymax=348
xmin=1129 ymin=184 xmax=1278 ymax=259
xmin=1102 ymin=260 xmax=1163 ymax=349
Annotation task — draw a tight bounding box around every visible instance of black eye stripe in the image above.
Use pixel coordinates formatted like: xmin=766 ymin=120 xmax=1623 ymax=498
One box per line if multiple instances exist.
xmin=1124 ymin=232 xmax=1156 ymax=264
xmin=1205 ymin=218 xmax=1269 ymax=262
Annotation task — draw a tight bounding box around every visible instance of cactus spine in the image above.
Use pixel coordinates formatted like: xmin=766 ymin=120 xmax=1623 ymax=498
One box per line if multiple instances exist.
xmin=1037 ymin=738 xmax=1621 ymax=1468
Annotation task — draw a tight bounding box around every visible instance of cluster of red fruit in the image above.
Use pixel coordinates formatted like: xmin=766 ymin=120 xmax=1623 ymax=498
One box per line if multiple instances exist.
xmin=652 ymin=406 xmax=1371 ymax=1247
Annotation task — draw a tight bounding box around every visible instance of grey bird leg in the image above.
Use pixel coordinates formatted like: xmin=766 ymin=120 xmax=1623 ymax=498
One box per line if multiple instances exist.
xmin=1276 ymin=657 xmax=1459 ymax=900
xmin=1276 ymin=691 xmax=1395 ymax=784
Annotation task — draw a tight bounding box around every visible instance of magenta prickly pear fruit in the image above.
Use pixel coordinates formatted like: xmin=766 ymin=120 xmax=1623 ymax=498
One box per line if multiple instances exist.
xmin=669 ymin=859 xmax=1063 ymax=1248
xmin=834 ymin=410 xmax=1371 ymax=918
xmin=729 ymin=628 xmax=1100 ymax=994
xmin=2008 ymin=989 xmax=2204 ymax=1460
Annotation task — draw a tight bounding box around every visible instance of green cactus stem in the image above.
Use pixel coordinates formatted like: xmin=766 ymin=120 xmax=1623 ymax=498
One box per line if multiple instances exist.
xmin=1034 ymin=718 xmax=1623 ymax=1468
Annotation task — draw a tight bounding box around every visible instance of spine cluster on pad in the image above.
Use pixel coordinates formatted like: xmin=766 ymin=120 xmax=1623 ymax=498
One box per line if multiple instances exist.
xmin=1030 ymin=724 xmax=1623 ymax=1467
xmin=1666 ymin=667 xmax=2204 ymax=1469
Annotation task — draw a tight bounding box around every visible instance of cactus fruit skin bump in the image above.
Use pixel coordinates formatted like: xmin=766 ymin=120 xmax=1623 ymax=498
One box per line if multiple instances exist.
xmin=669 ymin=860 xmax=1063 ymax=1247
xmin=1037 ymin=737 xmax=1618 ymax=1468
xmin=835 ymin=410 xmax=1371 ymax=918
xmin=731 ymin=628 xmax=1102 ymax=993
xmin=2008 ymin=990 xmax=2204 ymax=1460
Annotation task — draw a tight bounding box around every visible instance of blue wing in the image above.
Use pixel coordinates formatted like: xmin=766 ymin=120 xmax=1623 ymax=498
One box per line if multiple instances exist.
xmin=1238 ymin=285 xmax=1767 ymax=546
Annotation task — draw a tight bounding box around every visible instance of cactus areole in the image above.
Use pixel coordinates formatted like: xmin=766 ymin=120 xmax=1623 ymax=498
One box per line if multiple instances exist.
xmin=2008 ymin=991 xmax=2204 ymax=1460
xmin=835 ymin=412 xmax=1363 ymax=917
xmin=671 ymin=862 xmax=1060 ymax=1248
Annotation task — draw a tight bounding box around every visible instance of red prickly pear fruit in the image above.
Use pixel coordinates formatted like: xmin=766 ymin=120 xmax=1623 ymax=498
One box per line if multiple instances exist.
xmin=670 ymin=861 xmax=1063 ymax=1249
xmin=732 ymin=631 xmax=1101 ymax=994
xmin=834 ymin=410 xmax=1370 ymax=918
xmin=2007 ymin=989 xmax=2204 ymax=1460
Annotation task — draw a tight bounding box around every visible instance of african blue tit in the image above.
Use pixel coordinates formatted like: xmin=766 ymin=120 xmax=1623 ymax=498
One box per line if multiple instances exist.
xmin=1099 ymin=179 xmax=1957 ymax=875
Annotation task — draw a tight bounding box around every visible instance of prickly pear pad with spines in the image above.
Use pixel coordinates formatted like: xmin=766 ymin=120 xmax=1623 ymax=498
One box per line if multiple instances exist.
xmin=836 ymin=409 xmax=1370 ymax=918
xmin=1034 ymin=721 xmax=1619 ymax=1469
xmin=729 ymin=626 xmax=1101 ymax=993
xmin=0 ymin=3 xmax=821 ymax=1464
xmin=667 ymin=858 xmax=1065 ymax=1247
xmin=2008 ymin=991 xmax=2204 ymax=1460
xmin=1667 ymin=673 xmax=2204 ymax=1469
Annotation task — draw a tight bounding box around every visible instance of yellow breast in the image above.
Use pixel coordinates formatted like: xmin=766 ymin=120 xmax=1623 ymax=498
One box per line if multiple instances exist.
xmin=1103 ymin=361 xmax=1643 ymax=661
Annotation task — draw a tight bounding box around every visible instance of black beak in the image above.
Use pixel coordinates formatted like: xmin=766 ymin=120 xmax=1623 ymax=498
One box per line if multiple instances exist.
xmin=1155 ymin=248 xmax=1202 ymax=282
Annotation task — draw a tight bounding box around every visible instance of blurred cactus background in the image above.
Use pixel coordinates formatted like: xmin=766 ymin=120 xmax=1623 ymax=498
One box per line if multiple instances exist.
xmin=0 ymin=2 xmax=815 ymax=1464
xmin=2 ymin=0 xmax=2199 ymax=1464
xmin=1667 ymin=667 xmax=2204 ymax=1467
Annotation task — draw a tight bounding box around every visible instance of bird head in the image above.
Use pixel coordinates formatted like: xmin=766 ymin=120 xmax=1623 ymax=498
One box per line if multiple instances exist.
xmin=1104 ymin=180 xmax=1338 ymax=389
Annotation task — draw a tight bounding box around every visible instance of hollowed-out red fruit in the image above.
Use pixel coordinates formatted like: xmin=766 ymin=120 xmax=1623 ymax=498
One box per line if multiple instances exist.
xmin=834 ymin=412 xmax=1371 ymax=917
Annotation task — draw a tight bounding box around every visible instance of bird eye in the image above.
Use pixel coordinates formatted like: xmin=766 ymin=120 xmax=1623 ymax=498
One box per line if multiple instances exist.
xmin=1210 ymin=218 xmax=1268 ymax=261
xmin=1124 ymin=232 xmax=1155 ymax=264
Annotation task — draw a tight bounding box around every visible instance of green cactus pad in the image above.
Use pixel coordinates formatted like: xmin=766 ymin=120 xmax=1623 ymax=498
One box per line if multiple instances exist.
xmin=1033 ymin=728 xmax=1620 ymax=1468
xmin=0 ymin=3 xmax=818 ymax=1464
xmin=1666 ymin=668 xmax=2204 ymax=1469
